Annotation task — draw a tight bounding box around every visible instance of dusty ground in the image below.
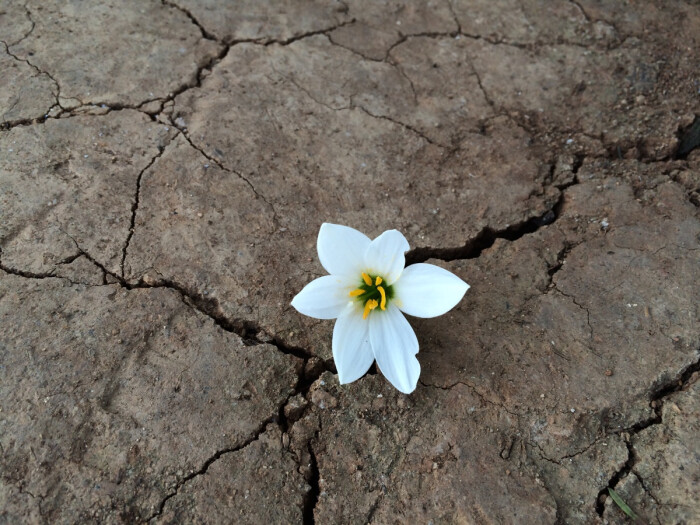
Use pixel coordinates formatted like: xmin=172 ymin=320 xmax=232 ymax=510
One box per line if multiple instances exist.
xmin=1 ymin=1 xmax=699 ymax=523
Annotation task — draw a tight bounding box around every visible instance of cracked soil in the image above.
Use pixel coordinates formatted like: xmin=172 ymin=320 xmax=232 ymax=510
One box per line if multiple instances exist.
xmin=1 ymin=1 xmax=699 ymax=524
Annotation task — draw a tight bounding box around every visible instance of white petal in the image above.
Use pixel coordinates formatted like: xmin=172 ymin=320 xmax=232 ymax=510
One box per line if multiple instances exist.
xmin=317 ymin=223 xmax=371 ymax=277
xmin=332 ymin=305 xmax=375 ymax=384
xmin=369 ymin=304 xmax=420 ymax=394
xmin=364 ymin=229 xmax=410 ymax=284
xmin=291 ymin=275 xmax=352 ymax=319
xmin=394 ymin=263 xmax=470 ymax=318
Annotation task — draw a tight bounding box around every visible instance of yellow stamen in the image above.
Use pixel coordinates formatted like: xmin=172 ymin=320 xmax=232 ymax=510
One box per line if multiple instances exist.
xmin=375 ymin=276 xmax=382 ymax=285
xmin=362 ymin=272 xmax=372 ymax=286
xmin=349 ymin=288 xmax=366 ymax=297
xmin=363 ymin=299 xmax=379 ymax=319
xmin=377 ymin=286 xmax=387 ymax=310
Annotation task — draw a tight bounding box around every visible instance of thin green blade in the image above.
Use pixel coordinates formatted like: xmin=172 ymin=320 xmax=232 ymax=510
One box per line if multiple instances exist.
xmin=608 ymin=488 xmax=639 ymax=521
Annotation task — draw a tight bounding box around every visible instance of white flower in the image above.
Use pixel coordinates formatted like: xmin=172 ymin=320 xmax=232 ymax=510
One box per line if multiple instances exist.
xmin=291 ymin=223 xmax=470 ymax=394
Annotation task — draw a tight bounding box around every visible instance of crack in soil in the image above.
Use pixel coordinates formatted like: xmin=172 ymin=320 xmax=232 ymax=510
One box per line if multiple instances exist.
xmin=7 ymin=4 xmax=36 ymax=47
xmin=146 ymin=336 xmax=331 ymax=522
xmin=161 ymin=0 xmax=219 ymax=42
xmin=0 ymin=10 xmax=353 ymax=133
xmin=353 ymin=104 xmax=446 ymax=148
xmin=167 ymin=121 xmax=282 ymax=228
xmin=595 ymin=352 xmax=700 ymax=516
xmin=418 ymin=379 xmax=521 ymax=417
xmin=405 ymin=200 xmax=559 ymax=265
xmin=0 ymin=40 xmax=60 ymax=129
xmin=144 ymin=419 xmax=279 ymax=522
xmin=675 ymin=115 xmax=700 ymax=159
xmin=120 ymin=140 xmax=171 ymax=278
xmin=32 ymin=240 xmax=336 ymax=524
xmin=405 ymin=154 xmax=583 ymax=265
xmin=0 ymin=247 xmax=87 ymax=283
xmin=301 ymin=429 xmax=321 ymax=525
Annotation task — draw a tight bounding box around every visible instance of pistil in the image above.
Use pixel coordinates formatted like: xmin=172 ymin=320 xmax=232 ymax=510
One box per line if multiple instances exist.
xmin=363 ymin=299 xmax=379 ymax=319
xmin=377 ymin=286 xmax=386 ymax=310
xmin=350 ymin=272 xmax=394 ymax=319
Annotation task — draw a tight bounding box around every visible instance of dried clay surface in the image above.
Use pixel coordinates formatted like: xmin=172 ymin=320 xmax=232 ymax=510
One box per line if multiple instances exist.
xmin=1 ymin=1 xmax=699 ymax=524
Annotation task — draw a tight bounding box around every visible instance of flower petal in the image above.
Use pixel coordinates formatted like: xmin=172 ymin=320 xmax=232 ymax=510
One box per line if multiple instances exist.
xmin=394 ymin=263 xmax=469 ymax=318
xmin=369 ymin=304 xmax=420 ymax=394
xmin=332 ymin=305 xmax=375 ymax=384
xmin=291 ymin=275 xmax=353 ymax=319
xmin=317 ymin=223 xmax=371 ymax=277
xmin=364 ymin=229 xmax=410 ymax=284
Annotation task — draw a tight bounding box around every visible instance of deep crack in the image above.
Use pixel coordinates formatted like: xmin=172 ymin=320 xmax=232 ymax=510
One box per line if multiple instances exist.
xmin=302 ymin=440 xmax=320 ymax=525
xmin=405 ymin=199 xmax=559 ymax=265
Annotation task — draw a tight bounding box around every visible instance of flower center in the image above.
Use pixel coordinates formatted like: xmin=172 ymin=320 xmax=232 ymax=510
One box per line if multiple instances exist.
xmin=349 ymin=272 xmax=394 ymax=319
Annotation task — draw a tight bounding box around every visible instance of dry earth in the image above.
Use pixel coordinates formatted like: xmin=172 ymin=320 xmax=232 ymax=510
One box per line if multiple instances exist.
xmin=1 ymin=1 xmax=699 ymax=524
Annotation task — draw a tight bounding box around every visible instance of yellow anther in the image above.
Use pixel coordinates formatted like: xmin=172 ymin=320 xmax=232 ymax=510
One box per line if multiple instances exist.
xmin=362 ymin=272 xmax=372 ymax=286
xmin=375 ymin=276 xmax=382 ymax=286
xmin=377 ymin=286 xmax=387 ymax=310
xmin=363 ymin=299 xmax=379 ymax=319
xmin=349 ymin=288 xmax=366 ymax=298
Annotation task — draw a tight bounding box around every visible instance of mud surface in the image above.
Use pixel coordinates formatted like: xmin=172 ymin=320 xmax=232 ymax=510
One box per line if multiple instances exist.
xmin=1 ymin=1 xmax=698 ymax=523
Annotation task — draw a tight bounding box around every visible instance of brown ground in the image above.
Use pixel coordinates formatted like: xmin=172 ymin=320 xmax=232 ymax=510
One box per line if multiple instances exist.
xmin=1 ymin=1 xmax=699 ymax=524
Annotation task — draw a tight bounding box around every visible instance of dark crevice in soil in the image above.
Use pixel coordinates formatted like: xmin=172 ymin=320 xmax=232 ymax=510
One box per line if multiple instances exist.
xmin=59 ymin=233 xmax=313 ymax=362
xmin=0 ymin=40 xmax=60 ymax=130
xmin=140 ymin=276 xmax=314 ymax=362
xmin=56 ymin=252 xmax=83 ymax=266
xmin=595 ymin=351 xmax=700 ymax=516
xmin=1 ymin=15 xmax=357 ymax=135
xmin=142 ymin=316 xmax=332 ymax=523
xmin=302 ymin=443 xmax=320 ymax=525
xmin=648 ymin=352 xmax=700 ymax=402
xmin=546 ymin=242 xmax=571 ymax=280
xmin=595 ymin=439 xmax=635 ymax=516
xmin=406 ymin=155 xmax=582 ymax=265
xmin=0 ymin=247 xmax=89 ymax=281
xmin=674 ymin=115 xmax=700 ymax=159
xmin=0 ymin=260 xmax=55 ymax=280
xmin=120 ymin=144 xmax=169 ymax=278
xmin=406 ymin=200 xmax=560 ymax=265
